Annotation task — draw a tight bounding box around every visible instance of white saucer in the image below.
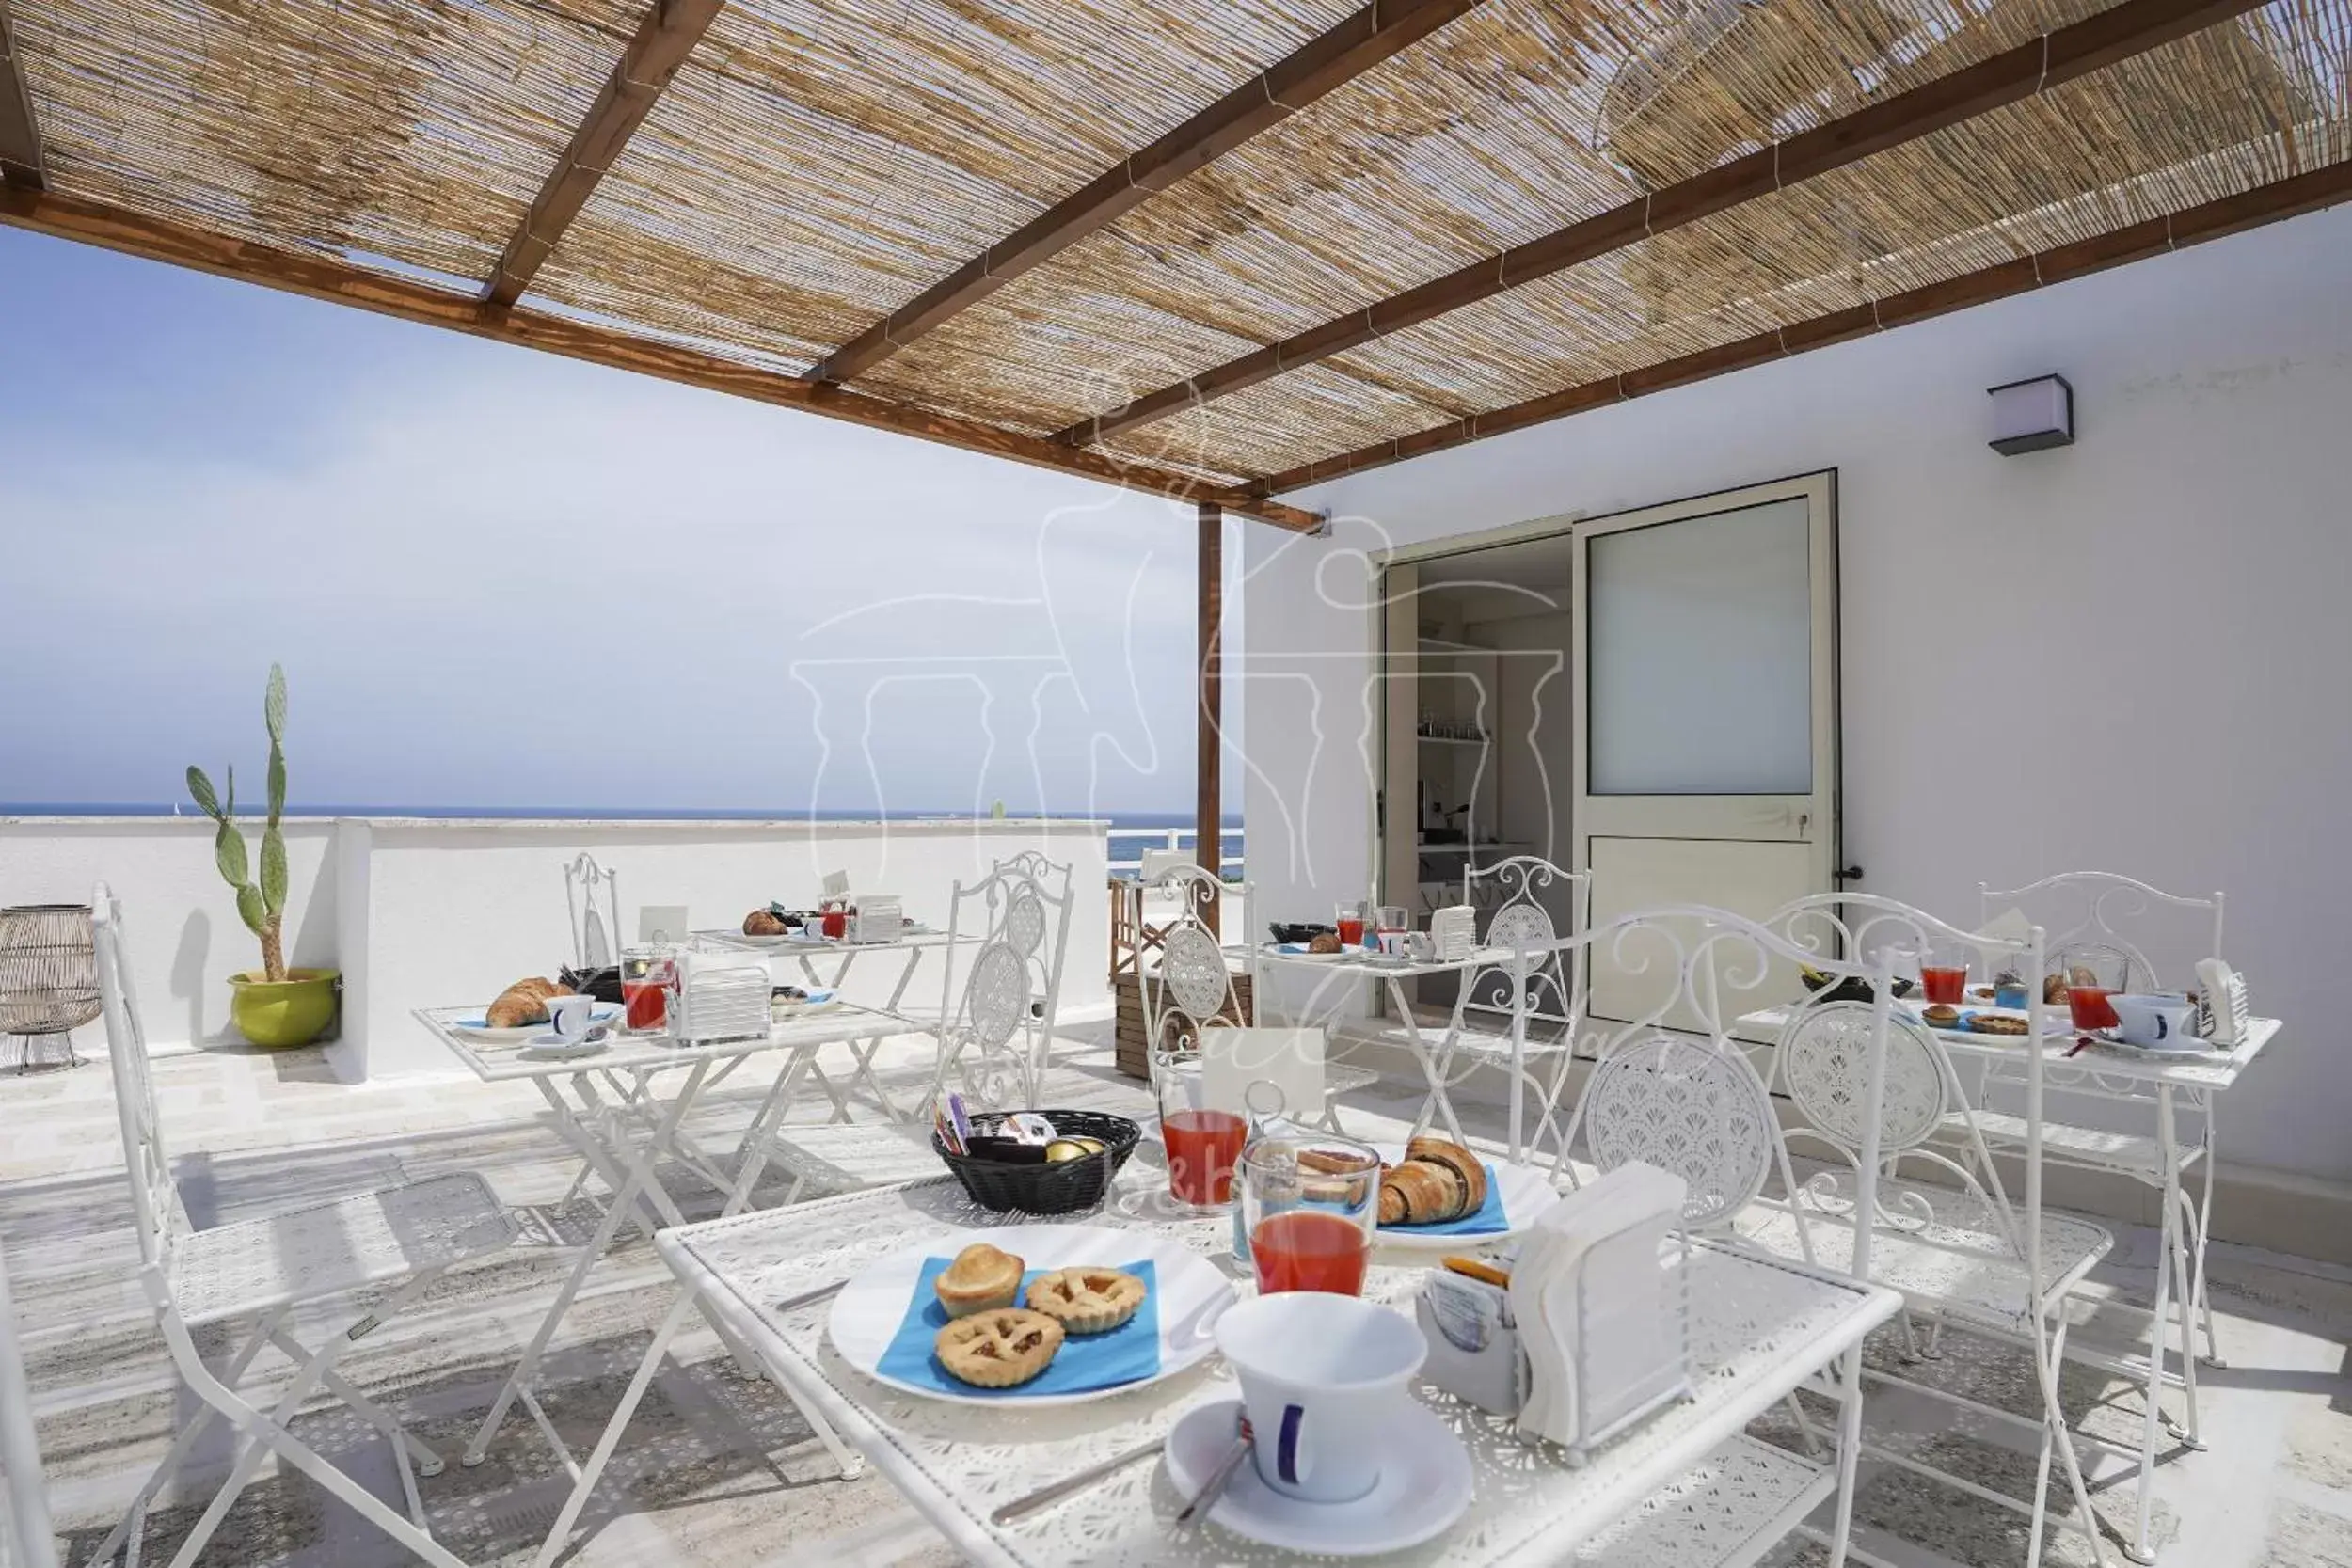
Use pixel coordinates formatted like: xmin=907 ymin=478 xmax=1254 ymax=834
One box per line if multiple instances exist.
xmin=2080 ymin=1028 xmax=2211 ymax=1056
xmin=519 ymin=1033 xmax=611 ymax=1059
xmin=1164 ymin=1396 xmax=1471 ymax=1556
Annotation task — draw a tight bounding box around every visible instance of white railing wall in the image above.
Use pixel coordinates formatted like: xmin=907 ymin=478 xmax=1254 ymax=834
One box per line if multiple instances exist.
xmin=0 ymin=816 xmax=1111 ymax=1082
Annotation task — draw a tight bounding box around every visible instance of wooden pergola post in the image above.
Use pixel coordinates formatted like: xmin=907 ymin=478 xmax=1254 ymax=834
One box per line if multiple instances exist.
xmin=1196 ymin=501 xmax=1223 ymax=937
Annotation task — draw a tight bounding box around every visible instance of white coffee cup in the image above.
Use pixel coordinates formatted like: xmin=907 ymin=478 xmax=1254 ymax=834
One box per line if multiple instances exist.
xmin=2110 ymin=992 xmax=2200 ymax=1049
xmin=1215 ymin=1291 xmax=1425 ymax=1504
xmin=545 ymin=992 xmax=596 ymax=1041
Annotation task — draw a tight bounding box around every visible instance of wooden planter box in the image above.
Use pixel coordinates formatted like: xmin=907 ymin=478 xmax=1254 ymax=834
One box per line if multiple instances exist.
xmin=1113 ymin=971 xmax=1253 ymax=1080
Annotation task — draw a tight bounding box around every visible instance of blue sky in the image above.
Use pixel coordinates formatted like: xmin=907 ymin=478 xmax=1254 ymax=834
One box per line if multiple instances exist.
xmin=0 ymin=226 xmax=1242 ymax=816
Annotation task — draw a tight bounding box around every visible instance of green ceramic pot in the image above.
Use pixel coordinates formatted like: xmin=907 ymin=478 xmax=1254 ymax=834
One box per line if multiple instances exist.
xmin=227 ymin=968 xmax=341 ymax=1048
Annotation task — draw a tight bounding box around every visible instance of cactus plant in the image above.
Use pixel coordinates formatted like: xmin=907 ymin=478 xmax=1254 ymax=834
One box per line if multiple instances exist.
xmin=186 ymin=664 xmax=293 ymax=982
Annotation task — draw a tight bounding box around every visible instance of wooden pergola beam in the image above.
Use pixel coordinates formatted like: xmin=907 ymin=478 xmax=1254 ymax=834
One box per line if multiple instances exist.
xmin=0 ymin=0 xmax=45 ymax=190
xmin=483 ymin=0 xmax=723 ymax=309
xmin=0 ymin=186 xmax=1322 ymax=531
xmin=1056 ymin=0 xmax=2273 ymax=449
xmin=810 ymin=0 xmax=1489 ymax=388
xmin=1254 ymin=159 xmax=2352 ymax=494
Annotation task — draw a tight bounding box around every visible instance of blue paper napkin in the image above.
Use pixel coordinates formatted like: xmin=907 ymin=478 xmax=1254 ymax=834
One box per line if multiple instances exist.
xmin=878 ymin=1258 xmax=1161 ymax=1398
xmin=1382 ymin=1165 xmax=1508 ymax=1236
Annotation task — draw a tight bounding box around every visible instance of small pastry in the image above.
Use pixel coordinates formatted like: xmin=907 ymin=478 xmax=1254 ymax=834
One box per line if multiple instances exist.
xmin=1379 ymin=1158 xmax=1467 ymax=1226
xmin=1376 ymin=1137 xmax=1486 ymax=1226
xmin=743 ymin=908 xmax=788 ymax=936
xmin=1307 ymin=931 xmax=1343 ymax=954
xmin=1970 ymin=1014 xmax=2030 ymax=1036
xmin=1922 ymin=1003 xmax=1961 ymax=1027
xmin=933 ymin=1243 xmax=1025 ymax=1319
xmin=2044 ymin=973 xmax=2072 ymax=1005
xmin=1405 ymin=1137 xmax=1487 ymax=1212
xmin=1971 ymin=986 xmax=1996 ymax=1001
xmin=486 ymin=977 xmax=564 ymax=1028
xmin=934 ymin=1309 xmax=1063 ymax=1387
xmin=1025 ymin=1268 xmax=1148 ymax=1335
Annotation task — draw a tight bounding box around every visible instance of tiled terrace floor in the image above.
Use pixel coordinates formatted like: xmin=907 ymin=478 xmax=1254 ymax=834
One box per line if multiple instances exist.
xmin=2 ymin=1024 xmax=2349 ymax=1567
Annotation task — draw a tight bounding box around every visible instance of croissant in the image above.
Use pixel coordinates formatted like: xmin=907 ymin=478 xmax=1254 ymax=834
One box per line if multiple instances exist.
xmin=485 ymin=977 xmax=567 ymax=1029
xmin=743 ymin=908 xmax=788 ymax=936
xmin=1376 ymin=1138 xmax=1487 ymax=1225
xmin=1379 ymin=1158 xmax=1467 ymax=1226
xmin=1405 ymin=1136 xmax=1487 ymax=1213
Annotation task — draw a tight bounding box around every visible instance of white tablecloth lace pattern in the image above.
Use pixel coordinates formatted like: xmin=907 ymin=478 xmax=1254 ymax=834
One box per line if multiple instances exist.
xmin=667 ymin=1174 xmax=1893 ymax=1568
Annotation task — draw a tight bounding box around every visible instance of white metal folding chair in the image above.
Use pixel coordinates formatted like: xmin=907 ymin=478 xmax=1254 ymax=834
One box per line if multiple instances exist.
xmin=1534 ymin=907 xmax=1902 ymax=1568
xmin=1139 ymin=863 xmax=1375 ymax=1132
xmin=1758 ymin=894 xmax=2123 ymax=1568
xmin=1 ymin=1226 xmax=57 ymax=1568
xmin=1431 ymin=854 xmax=1592 ymax=1168
xmin=1971 ymin=874 xmax=2227 ymax=1380
xmin=761 ymin=852 xmax=1075 ymax=1202
xmin=88 ymin=885 xmax=517 ymax=1568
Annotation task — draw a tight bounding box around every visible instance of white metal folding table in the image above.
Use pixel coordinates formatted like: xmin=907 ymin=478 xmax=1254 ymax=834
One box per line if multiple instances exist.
xmin=413 ymin=1004 xmax=914 ymax=1473
xmin=1252 ymin=943 xmax=1542 ymax=1156
xmin=527 ymin=1171 xmax=1902 ymax=1568
xmin=696 ymin=924 xmax=976 ymax=1119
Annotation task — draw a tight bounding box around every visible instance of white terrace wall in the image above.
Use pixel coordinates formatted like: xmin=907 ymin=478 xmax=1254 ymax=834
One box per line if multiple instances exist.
xmin=1245 ymin=202 xmax=2352 ymax=1191
xmin=1 ymin=816 xmax=1109 ymax=1080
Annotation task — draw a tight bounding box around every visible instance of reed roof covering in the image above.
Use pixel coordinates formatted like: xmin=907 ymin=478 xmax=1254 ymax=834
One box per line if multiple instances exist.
xmin=5 ymin=0 xmax=2348 ymax=513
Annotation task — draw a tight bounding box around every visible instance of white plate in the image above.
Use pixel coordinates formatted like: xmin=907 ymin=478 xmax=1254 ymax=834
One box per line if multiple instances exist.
xmin=1899 ymin=999 xmax=2069 ymax=1038
xmin=727 ymin=929 xmax=809 ymax=947
xmin=827 ymin=1224 xmax=1235 ymax=1408
xmin=771 ymin=990 xmax=841 ymax=1019
xmin=1370 ymin=1146 xmax=1559 ymax=1252
xmin=1261 ymin=942 xmax=1375 ymax=964
xmin=1165 ymin=1396 xmax=1471 ymax=1556
xmin=449 ymin=1004 xmax=621 ymax=1043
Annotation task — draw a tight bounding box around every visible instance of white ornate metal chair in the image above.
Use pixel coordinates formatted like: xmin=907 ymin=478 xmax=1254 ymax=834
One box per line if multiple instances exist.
xmin=562 ymin=849 xmax=622 ymax=970
xmin=1432 ymin=855 xmax=1592 ymax=1169
xmin=761 ymin=852 xmax=1075 ymax=1202
xmin=87 ymin=885 xmax=516 ymax=1568
xmin=1759 ymin=893 xmax=2125 ymax=1568
xmin=1138 ymin=864 xmax=1375 ymax=1133
xmin=1534 ymin=906 xmax=1900 ymax=1567
xmin=1970 ymin=871 xmax=2227 ymax=1387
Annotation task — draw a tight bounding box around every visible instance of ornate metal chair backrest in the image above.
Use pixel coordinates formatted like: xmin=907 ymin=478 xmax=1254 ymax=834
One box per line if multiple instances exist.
xmin=1456 ymin=855 xmax=1591 ymax=1037
xmin=91 ymin=887 xmax=178 ymax=1275
xmin=934 ymin=852 xmax=1074 ymax=1110
xmin=1764 ymin=891 xmax=2047 ymax=1267
xmin=1544 ymin=906 xmax=1921 ymax=1276
xmin=563 ymin=852 xmax=622 ymax=971
xmin=1137 ymin=863 xmax=1246 ymax=1063
xmin=1973 ymin=870 xmax=2225 ymax=1106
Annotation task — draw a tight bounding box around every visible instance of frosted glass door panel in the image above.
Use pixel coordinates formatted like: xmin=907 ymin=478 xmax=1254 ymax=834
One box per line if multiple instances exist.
xmin=1586 ymin=498 xmax=1812 ymax=796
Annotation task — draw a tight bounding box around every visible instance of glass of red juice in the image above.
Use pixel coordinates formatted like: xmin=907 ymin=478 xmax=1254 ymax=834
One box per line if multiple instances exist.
xmin=618 ymin=945 xmax=675 ymax=1033
xmin=1242 ymin=1134 xmax=1379 ymax=1296
xmin=1155 ymin=1047 xmax=1247 ymax=1210
xmin=2056 ymin=948 xmax=2128 ymax=1031
xmin=1334 ymin=899 xmax=1368 ymax=950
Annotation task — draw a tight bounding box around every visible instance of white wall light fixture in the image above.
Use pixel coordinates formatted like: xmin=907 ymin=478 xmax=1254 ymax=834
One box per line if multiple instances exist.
xmin=1988 ymin=374 xmax=2074 ymax=454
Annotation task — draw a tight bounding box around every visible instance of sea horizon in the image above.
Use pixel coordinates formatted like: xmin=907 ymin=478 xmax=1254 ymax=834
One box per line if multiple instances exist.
xmin=1 ymin=803 xmax=1243 ymax=829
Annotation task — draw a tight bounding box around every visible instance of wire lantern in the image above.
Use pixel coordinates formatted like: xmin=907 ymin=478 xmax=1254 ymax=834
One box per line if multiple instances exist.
xmin=0 ymin=904 xmax=102 ymax=1071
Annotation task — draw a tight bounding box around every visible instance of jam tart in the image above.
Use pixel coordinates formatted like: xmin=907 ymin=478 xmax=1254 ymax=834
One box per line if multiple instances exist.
xmin=934 ymin=1308 xmax=1064 ymax=1388
xmin=1024 ymin=1267 xmax=1148 ymax=1335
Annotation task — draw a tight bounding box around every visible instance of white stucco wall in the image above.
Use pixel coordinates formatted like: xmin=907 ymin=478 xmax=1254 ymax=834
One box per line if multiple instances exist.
xmin=1244 ymin=202 xmax=2352 ymax=1186
xmin=1 ymin=816 xmax=1109 ymax=1080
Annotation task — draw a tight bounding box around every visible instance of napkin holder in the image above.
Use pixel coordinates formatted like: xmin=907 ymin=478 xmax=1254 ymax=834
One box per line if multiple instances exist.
xmin=2196 ymin=958 xmax=2249 ymax=1046
xmin=1511 ymin=1162 xmax=1691 ymax=1458
xmin=668 ymin=958 xmax=771 ymax=1044
xmin=1430 ymin=904 xmax=1479 ymax=963
xmin=852 ymin=895 xmax=903 ymax=943
xmin=1417 ymin=1269 xmax=1528 ymax=1417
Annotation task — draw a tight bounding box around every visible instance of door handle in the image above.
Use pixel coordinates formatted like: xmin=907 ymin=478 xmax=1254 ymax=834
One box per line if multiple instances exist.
xmin=1836 ymin=865 xmax=1865 ymax=882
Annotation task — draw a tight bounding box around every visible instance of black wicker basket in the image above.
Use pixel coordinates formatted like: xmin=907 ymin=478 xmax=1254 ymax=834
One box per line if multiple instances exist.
xmin=933 ymin=1109 xmax=1141 ymax=1214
